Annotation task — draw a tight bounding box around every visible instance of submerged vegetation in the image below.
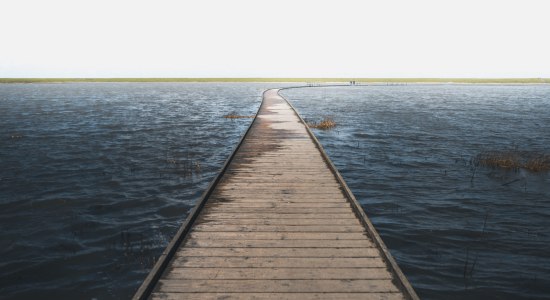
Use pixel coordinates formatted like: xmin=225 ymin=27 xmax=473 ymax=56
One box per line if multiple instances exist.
xmin=222 ymin=112 xmax=254 ymax=119
xmin=164 ymin=155 xmax=202 ymax=178
xmin=475 ymin=150 xmax=550 ymax=172
xmin=307 ymin=117 xmax=337 ymax=130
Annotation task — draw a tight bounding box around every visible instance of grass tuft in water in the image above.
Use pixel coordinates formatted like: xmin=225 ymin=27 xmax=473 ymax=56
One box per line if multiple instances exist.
xmin=307 ymin=117 xmax=337 ymax=130
xmin=223 ymin=112 xmax=254 ymax=119
xmin=475 ymin=150 xmax=550 ymax=172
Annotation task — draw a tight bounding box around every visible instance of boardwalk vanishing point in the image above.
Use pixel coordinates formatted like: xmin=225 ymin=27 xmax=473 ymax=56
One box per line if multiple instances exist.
xmin=134 ymin=89 xmax=419 ymax=300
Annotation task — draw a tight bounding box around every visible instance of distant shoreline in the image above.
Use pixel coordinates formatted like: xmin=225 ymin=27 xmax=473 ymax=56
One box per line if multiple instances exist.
xmin=1 ymin=78 xmax=549 ymax=84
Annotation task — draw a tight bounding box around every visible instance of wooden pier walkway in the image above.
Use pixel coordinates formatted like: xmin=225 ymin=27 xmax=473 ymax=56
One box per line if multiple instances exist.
xmin=134 ymin=89 xmax=418 ymax=300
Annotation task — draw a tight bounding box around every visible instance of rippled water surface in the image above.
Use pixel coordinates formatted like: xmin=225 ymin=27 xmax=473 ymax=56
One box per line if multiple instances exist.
xmin=1 ymin=83 xmax=549 ymax=299
xmin=282 ymin=85 xmax=550 ymax=299
xmin=0 ymin=83 xmax=271 ymax=299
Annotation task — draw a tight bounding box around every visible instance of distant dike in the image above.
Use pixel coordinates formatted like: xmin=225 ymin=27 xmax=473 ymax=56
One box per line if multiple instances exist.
xmin=1 ymin=78 xmax=549 ymax=84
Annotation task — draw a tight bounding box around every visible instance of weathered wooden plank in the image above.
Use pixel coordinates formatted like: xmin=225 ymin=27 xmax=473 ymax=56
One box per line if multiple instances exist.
xmin=227 ymin=167 xmax=332 ymax=170
xmin=216 ymin=185 xmax=341 ymax=189
xmin=221 ymin=179 xmax=338 ymax=184
xmin=175 ymin=247 xmax=380 ymax=257
xmin=200 ymin=213 xmax=357 ymax=219
xmin=151 ymin=292 xmax=405 ymax=300
xmin=226 ymin=170 xmax=333 ymax=174
xmin=231 ymin=163 xmax=329 ymax=168
xmin=197 ymin=214 xmax=360 ymax=225
xmin=205 ymin=202 xmax=349 ymax=208
xmin=192 ymin=224 xmax=362 ymax=232
xmin=183 ymin=239 xmax=372 ymax=248
xmin=156 ymin=279 xmax=399 ymax=293
xmin=215 ymin=191 xmax=345 ymax=195
xmin=224 ymin=174 xmax=342 ymax=178
xmin=171 ymin=256 xmax=387 ymax=268
xmin=210 ymin=193 xmax=346 ymax=199
xmin=195 ymin=218 xmax=359 ymax=226
xmin=205 ymin=207 xmax=351 ymax=214
xmin=224 ymin=174 xmax=334 ymax=178
xmin=232 ymin=159 xmax=328 ymax=163
xmin=217 ymin=187 xmax=343 ymax=192
xmin=234 ymin=153 xmax=324 ymax=156
xmin=226 ymin=168 xmax=334 ymax=173
xmin=237 ymin=148 xmax=321 ymax=151
xmin=188 ymin=232 xmax=367 ymax=240
xmin=231 ymin=166 xmax=330 ymax=171
xmin=222 ymin=175 xmax=336 ymax=179
xmin=242 ymin=135 xmax=312 ymax=139
xmin=234 ymin=152 xmax=320 ymax=155
xmin=218 ymin=183 xmax=341 ymax=188
xmin=225 ymin=176 xmax=336 ymax=180
xmin=214 ymin=196 xmax=344 ymax=202
xmin=235 ymin=155 xmax=323 ymax=158
xmin=226 ymin=169 xmax=334 ymax=172
xmin=209 ymin=198 xmax=348 ymax=203
xmin=232 ymin=158 xmax=328 ymax=162
xmin=164 ymin=267 xmax=391 ymax=280
xmin=217 ymin=185 xmax=341 ymax=190
xmin=236 ymin=149 xmax=321 ymax=152
xmin=211 ymin=194 xmax=346 ymax=199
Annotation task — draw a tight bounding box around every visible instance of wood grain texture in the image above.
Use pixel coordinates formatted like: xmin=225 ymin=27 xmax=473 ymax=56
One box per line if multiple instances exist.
xmin=156 ymin=279 xmax=400 ymax=293
xmin=183 ymin=239 xmax=372 ymax=248
xmin=164 ymin=267 xmax=392 ymax=280
xmin=194 ymin=218 xmax=360 ymax=226
xmin=175 ymin=247 xmax=381 ymax=257
xmin=170 ymin=257 xmax=388 ymax=268
xmin=151 ymin=293 xmax=405 ymax=300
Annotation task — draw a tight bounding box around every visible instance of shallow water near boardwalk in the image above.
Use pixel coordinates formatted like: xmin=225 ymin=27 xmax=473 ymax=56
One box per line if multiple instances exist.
xmin=0 ymin=83 xmax=269 ymax=299
xmin=1 ymin=83 xmax=549 ymax=299
xmin=282 ymin=85 xmax=550 ymax=299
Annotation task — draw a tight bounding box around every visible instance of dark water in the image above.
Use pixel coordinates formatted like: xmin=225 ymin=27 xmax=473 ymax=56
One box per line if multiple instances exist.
xmin=282 ymin=85 xmax=550 ymax=299
xmin=1 ymin=83 xmax=549 ymax=299
xmin=0 ymin=83 xmax=271 ymax=299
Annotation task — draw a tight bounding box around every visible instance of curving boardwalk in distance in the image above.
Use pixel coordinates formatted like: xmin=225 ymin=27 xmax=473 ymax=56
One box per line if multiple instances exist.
xmin=134 ymin=89 xmax=418 ymax=300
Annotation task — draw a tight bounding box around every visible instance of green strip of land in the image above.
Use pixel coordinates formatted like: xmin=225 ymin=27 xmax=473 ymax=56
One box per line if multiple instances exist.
xmin=1 ymin=78 xmax=549 ymax=84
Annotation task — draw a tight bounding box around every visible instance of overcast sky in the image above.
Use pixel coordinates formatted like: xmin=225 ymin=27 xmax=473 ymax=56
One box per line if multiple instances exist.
xmin=1 ymin=0 xmax=549 ymax=78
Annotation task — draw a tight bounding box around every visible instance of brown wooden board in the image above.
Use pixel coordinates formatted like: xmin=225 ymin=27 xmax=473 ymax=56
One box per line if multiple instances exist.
xmin=182 ymin=239 xmax=373 ymax=248
xmin=151 ymin=292 xmax=405 ymax=300
xmin=156 ymin=279 xmax=400 ymax=293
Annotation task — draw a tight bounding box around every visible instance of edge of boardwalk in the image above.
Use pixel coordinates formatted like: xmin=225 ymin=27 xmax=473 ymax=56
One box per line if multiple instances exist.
xmin=132 ymin=90 xmax=268 ymax=300
xmin=278 ymin=87 xmax=419 ymax=300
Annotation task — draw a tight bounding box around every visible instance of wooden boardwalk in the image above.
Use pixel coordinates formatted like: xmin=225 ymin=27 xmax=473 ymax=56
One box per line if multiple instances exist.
xmin=134 ymin=89 xmax=418 ymax=300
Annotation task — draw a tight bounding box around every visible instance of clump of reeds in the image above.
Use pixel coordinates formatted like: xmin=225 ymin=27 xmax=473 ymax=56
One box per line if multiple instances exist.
xmin=223 ymin=112 xmax=254 ymax=119
xmin=476 ymin=151 xmax=521 ymax=169
xmin=165 ymin=154 xmax=202 ymax=178
xmin=524 ymin=157 xmax=550 ymax=172
xmin=475 ymin=150 xmax=550 ymax=172
xmin=307 ymin=117 xmax=337 ymax=130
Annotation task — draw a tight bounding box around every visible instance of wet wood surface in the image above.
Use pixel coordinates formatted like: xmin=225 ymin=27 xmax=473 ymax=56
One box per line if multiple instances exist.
xmin=149 ymin=89 xmax=410 ymax=299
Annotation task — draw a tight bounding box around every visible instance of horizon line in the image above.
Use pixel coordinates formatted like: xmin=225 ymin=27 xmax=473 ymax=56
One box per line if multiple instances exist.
xmin=2 ymin=77 xmax=550 ymax=84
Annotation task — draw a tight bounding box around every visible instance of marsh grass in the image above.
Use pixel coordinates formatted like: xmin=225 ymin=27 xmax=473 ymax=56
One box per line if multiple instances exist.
xmin=164 ymin=154 xmax=202 ymax=178
xmin=307 ymin=117 xmax=337 ymax=130
xmin=475 ymin=150 xmax=550 ymax=172
xmin=223 ymin=112 xmax=254 ymax=119
xmin=115 ymin=230 xmax=156 ymax=269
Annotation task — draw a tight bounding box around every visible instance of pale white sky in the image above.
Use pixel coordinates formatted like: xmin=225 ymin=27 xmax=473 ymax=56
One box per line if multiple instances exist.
xmin=1 ymin=0 xmax=549 ymax=78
